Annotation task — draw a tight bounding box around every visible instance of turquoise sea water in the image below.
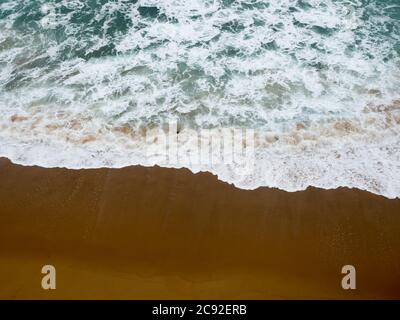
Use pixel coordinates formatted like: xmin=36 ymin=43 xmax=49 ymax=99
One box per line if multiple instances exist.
xmin=0 ymin=1 xmax=399 ymax=197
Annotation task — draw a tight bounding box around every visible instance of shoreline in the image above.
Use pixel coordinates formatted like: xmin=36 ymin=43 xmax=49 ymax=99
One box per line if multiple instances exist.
xmin=0 ymin=157 xmax=399 ymax=299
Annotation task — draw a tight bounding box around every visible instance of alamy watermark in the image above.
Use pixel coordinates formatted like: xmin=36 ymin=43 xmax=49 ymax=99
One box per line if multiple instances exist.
xmin=341 ymin=265 xmax=356 ymax=290
xmin=142 ymin=122 xmax=256 ymax=176
xmin=41 ymin=265 xmax=56 ymax=290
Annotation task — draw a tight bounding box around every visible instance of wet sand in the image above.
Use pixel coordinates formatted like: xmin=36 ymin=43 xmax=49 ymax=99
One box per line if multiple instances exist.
xmin=0 ymin=157 xmax=399 ymax=299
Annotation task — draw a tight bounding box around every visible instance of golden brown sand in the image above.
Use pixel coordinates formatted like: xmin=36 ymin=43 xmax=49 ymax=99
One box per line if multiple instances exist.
xmin=0 ymin=157 xmax=399 ymax=299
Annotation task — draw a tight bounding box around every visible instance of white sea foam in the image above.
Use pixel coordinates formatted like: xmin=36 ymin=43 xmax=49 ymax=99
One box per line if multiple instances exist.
xmin=0 ymin=0 xmax=399 ymax=198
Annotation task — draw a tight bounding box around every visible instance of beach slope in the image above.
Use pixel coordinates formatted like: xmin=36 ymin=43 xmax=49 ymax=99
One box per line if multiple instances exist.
xmin=0 ymin=157 xmax=399 ymax=299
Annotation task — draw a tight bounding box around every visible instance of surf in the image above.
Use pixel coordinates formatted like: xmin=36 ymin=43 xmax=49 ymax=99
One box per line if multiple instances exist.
xmin=0 ymin=0 xmax=399 ymax=198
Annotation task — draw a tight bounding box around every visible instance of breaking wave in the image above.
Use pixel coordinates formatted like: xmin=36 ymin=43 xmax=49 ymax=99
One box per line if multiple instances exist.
xmin=0 ymin=0 xmax=399 ymax=198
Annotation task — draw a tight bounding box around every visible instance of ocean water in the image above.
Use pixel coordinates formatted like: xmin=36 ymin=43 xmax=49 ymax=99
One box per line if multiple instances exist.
xmin=0 ymin=0 xmax=399 ymax=198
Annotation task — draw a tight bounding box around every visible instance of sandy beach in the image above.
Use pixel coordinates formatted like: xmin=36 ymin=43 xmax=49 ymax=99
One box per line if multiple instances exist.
xmin=0 ymin=157 xmax=399 ymax=299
